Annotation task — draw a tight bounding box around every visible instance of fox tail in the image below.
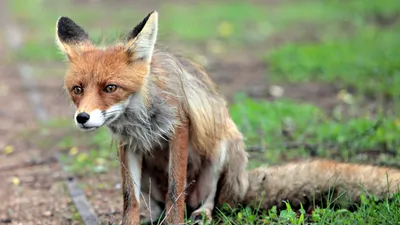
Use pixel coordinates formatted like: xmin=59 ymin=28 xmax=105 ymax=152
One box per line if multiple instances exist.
xmin=243 ymin=159 xmax=400 ymax=211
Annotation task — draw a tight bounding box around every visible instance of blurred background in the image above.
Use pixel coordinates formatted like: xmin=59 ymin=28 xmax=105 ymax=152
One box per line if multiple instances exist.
xmin=0 ymin=0 xmax=399 ymax=224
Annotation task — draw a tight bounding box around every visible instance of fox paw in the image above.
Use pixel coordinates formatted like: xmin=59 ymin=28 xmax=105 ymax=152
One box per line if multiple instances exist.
xmin=190 ymin=208 xmax=212 ymax=225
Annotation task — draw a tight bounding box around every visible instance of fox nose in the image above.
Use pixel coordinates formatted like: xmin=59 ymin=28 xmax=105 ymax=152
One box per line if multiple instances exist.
xmin=76 ymin=112 xmax=90 ymax=124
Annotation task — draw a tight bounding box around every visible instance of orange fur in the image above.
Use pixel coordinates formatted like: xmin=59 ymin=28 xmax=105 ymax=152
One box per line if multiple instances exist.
xmin=166 ymin=123 xmax=189 ymax=224
xmin=64 ymin=46 xmax=149 ymax=112
xmin=245 ymin=159 xmax=400 ymax=211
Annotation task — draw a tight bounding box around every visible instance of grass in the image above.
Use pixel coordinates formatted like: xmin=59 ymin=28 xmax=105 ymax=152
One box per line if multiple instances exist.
xmin=266 ymin=28 xmax=400 ymax=100
xmin=8 ymin=0 xmax=145 ymax=62
xmin=264 ymin=0 xmax=400 ymax=110
xmin=7 ymin=0 xmax=400 ymax=224
xmin=7 ymin=0 xmax=271 ymax=62
xmin=211 ymin=194 xmax=400 ymax=225
xmin=231 ymin=94 xmax=400 ymax=168
xmin=11 ymin=0 xmax=400 ymax=62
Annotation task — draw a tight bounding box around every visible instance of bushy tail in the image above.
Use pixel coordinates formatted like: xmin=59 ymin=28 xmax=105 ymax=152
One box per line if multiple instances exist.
xmin=243 ymin=159 xmax=400 ymax=211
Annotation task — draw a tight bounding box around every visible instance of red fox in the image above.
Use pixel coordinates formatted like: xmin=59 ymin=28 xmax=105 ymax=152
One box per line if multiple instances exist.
xmin=56 ymin=11 xmax=400 ymax=224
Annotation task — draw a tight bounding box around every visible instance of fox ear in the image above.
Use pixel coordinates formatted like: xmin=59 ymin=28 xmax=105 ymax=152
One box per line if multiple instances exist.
xmin=125 ymin=11 xmax=158 ymax=63
xmin=56 ymin=16 xmax=91 ymax=59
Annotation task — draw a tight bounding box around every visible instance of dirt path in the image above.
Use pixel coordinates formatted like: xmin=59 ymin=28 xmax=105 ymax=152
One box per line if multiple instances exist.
xmin=0 ymin=65 xmax=77 ymax=225
xmin=0 ymin=3 xmax=88 ymax=224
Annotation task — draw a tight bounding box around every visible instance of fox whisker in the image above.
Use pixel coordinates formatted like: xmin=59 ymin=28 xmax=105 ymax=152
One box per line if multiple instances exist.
xmin=103 ymin=110 xmax=122 ymax=115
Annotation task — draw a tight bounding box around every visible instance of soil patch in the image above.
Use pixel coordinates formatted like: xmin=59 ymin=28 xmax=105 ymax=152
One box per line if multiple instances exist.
xmin=0 ymin=66 xmax=78 ymax=225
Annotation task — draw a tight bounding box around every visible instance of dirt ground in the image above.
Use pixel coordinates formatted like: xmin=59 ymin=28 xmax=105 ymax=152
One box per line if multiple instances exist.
xmin=0 ymin=1 xmax=345 ymax=224
xmin=0 ymin=65 xmax=78 ymax=224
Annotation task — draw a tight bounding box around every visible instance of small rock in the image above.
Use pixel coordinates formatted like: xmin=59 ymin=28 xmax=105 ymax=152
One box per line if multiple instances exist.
xmin=43 ymin=211 xmax=52 ymax=217
xmin=269 ymin=85 xmax=284 ymax=98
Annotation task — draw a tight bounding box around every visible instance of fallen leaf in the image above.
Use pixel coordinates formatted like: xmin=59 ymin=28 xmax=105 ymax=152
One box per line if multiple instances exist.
xmin=11 ymin=177 xmax=20 ymax=186
xmin=69 ymin=147 xmax=78 ymax=156
xmin=3 ymin=145 xmax=14 ymax=155
xmin=217 ymin=21 xmax=234 ymax=38
xmin=76 ymin=153 xmax=88 ymax=163
xmin=337 ymin=89 xmax=353 ymax=104
xmin=395 ymin=119 xmax=400 ymax=127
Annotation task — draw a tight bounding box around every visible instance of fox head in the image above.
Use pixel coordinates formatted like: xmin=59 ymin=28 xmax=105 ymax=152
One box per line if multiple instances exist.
xmin=56 ymin=12 xmax=158 ymax=131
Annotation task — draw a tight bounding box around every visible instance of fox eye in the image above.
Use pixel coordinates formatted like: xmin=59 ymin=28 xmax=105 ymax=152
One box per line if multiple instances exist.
xmin=72 ymin=86 xmax=83 ymax=95
xmin=104 ymin=84 xmax=118 ymax=93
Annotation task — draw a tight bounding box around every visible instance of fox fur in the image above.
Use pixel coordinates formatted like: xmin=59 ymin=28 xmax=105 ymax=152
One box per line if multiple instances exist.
xmin=245 ymin=159 xmax=400 ymax=211
xmin=56 ymin=11 xmax=400 ymax=224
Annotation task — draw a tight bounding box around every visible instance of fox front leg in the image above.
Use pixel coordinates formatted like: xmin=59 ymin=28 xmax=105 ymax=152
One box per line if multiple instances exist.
xmin=119 ymin=143 xmax=143 ymax=225
xmin=165 ymin=124 xmax=189 ymax=224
